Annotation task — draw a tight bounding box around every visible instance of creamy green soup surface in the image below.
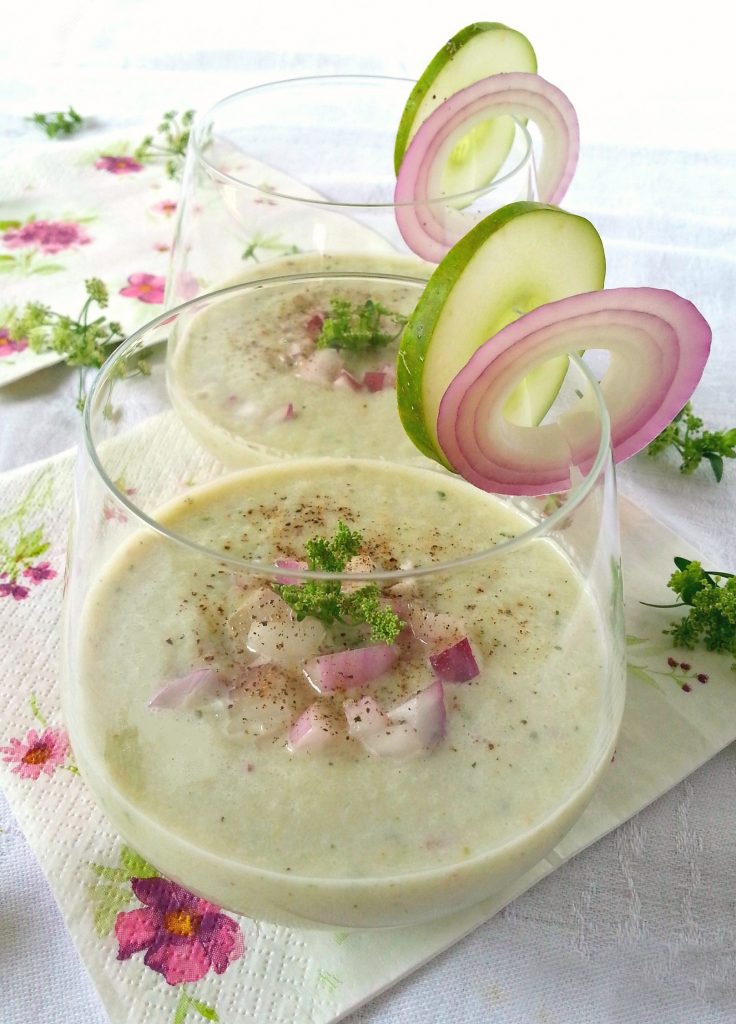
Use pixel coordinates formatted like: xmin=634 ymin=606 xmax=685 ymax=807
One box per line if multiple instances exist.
xmin=167 ymin=254 xmax=429 ymax=466
xmin=69 ymin=458 xmax=617 ymax=927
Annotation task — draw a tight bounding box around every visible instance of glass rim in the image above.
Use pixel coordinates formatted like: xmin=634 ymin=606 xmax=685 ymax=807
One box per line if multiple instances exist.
xmin=191 ymin=73 xmax=535 ymax=210
xmin=83 ymin=271 xmax=613 ymax=582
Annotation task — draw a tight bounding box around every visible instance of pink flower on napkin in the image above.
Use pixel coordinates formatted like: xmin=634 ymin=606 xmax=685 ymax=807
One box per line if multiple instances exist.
xmin=120 ymin=272 xmax=166 ymax=305
xmin=0 ymin=578 xmax=29 ymax=600
xmin=115 ymin=877 xmax=245 ymax=985
xmin=1 ymin=727 xmax=69 ymax=780
xmin=0 ymin=328 xmax=28 ymax=357
xmin=1 ymin=219 xmax=91 ymax=254
xmin=96 ymin=154 xmax=144 ymax=174
xmin=152 ymin=199 xmax=177 ymax=217
xmin=22 ymin=561 xmax=57 ymax=584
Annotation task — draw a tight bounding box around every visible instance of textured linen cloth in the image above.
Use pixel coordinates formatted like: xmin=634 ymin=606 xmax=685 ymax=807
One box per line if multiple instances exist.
xmin=1 ymin=13 xmax=735 ymax=1022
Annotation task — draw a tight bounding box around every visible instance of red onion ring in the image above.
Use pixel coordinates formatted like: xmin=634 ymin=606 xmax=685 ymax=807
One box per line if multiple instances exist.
xmin=394 ymin=72 xmax=579 ymax=262
xmin=437 ymin=288 xmax=712 ymax=495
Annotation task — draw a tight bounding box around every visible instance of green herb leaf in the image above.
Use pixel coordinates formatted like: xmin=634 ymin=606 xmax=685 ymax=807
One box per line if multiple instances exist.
xmin=660 ymin=557 xmax=736 ymax=669
xmin=273 ymin=522 xmax=403 ymax=643
xmin=28 ymin=107 xmax=83 ymax=138
xmin=4 ymin=279 xmax=137 ymax=410
xmin=315 ymin=298 xmax=407 ymax=353
xmin=134 ymin=109 xmax=195 ymax=180
xmin=647 ymin=402 xmax=736 ymax=481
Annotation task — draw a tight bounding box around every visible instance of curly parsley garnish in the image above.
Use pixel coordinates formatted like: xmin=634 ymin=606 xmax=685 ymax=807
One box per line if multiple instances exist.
xmin=273 ymin=521 xmax=403 ymax=644
xmin=647 ymin=402 xmax=736 ymax=482
xmin=28 ymin=107 xmax=84 ymax=138
xmin=644 ymin=557 xmax=736 ymax=670
xmin=314 ymin=298 xmax=407 ymax=353
xmin=134 ymin=109 xmax=194 ymax=180
xmin=5 ymin=279 xmax=144 ymax=410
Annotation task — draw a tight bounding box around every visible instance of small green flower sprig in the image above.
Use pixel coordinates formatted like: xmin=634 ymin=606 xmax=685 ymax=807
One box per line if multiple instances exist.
xmin=134 ymin=110 xmax=195 ymax=180
xmin=647 ymin=402 xmax=736 ymax=482
xmin=315 ymin=298 xmax=407 ymax=354
xmin=273 ymin=521 xmax=404 ymax=644
xmin=28 ymin=106 xmax=84 ymax=138
xmin=644 ymin=557 xmax=736 ymax=670
xmin=5 ymin=279 xmax=146 ymax=410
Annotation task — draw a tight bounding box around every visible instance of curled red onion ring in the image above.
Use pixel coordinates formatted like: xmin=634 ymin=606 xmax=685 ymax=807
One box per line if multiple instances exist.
xmin=437 ymin=287 xmax=712 ymax=496
xmin=394 ymin=72 xmax=579 ymax=262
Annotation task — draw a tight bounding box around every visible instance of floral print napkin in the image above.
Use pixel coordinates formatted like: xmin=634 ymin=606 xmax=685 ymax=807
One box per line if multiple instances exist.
xmin=0 ymin=133 xmax=179 ymax=386
xmin=1 ymin=442 xmax=736 ymax=1024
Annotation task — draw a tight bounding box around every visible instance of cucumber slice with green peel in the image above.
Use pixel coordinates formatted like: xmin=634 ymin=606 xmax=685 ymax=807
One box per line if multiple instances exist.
xmin=396 ymin=202 xmax=606 ymax=465
xmin=394 ymin=23 xmax=537 ymax=200
xmin=442 ymin=117 xmax=517 ymax=208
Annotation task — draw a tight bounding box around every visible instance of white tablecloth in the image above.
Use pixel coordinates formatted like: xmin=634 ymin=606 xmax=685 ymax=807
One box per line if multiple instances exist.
xmin=1 ymin=3 xmax=735 ymax=1021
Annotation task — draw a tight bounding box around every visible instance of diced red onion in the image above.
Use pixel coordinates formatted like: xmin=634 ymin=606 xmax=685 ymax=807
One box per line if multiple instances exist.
xmin=334 ymin=369 xmax=363 ymax=391
xmin=344 ymin=695 xmax=390 ymax=741
xmin=262 ymin=402 xmax=296 ymax=427
xmin=362 ymin=371 xmax=388 ymax=392
xmin=295 ymin=348 xmax=344 ymax=384
xmin=305 ymin=312 xmax=325 ymax=340
xmin=273 ymin=558 xmax=307 ymax=585
xmin=350 ymin=680 xmax=447 ymax=757
xmin=429 ymin=637 xmax=480 ymax=682
xmin=437 ymin=287 xmax=712 ymax=495
xmin=389 ymin=679 xmax=446 ymax=739
xmin=148 ymin=667 xmax=225 ymax=710
xmin=303 ymin=643 xmax=399 ymax=693
xmin=288 ymin=703 xmax=337 ymax=754
xmin=225 ymin=398 xmax=296 ymax=426
xmin=394 ymin=72 xmax=579 ymax=261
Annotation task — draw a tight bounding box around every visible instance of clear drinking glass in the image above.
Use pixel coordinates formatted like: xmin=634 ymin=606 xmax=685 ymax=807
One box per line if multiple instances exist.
xmin=166 ymin=76 xmax=537 ymax=305
xmin=62 ymin=271 xmax=626 ymax=929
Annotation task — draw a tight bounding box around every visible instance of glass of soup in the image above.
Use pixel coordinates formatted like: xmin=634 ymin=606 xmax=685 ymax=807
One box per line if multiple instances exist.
xmin=165 ymin=75 xmax=538 ymax=305
xmin=61 ymin=270 xmax=626 ymax=929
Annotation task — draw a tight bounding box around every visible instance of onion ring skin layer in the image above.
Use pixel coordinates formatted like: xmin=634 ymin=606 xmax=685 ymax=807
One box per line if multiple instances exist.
xmin=436 ymin=287 xmax=712 ymax=496
xmin=394 ymin=72 xmax=580 ymax=262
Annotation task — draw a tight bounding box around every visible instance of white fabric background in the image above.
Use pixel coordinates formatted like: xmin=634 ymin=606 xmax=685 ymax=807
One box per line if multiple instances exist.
xmin=1 ymin=2 xmax=735 ymax=1021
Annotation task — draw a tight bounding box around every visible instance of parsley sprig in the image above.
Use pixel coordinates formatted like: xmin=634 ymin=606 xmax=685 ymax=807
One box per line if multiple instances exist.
xmin=315 ymin=298 xmax=407 ymax=353
xmin=273 ymin=521 xmax=403 ymax=644
xmin=28 ymin=107 xmax=83 ymax=138
xmin=647 ymin=402 xmax=736 ymax=482
xmin=644 ymin=557 xmax=736 ymax=670
xmin=5 ymin=279 xmax=141 ymax=410
xmin=134 ymin=110 xmax=194 ymax=180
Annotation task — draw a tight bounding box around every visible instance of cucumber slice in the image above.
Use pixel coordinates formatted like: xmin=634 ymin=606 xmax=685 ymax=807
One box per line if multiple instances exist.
xmin=396 ymin=202 xmax=606 ymax=464
xmin=394 ymin=23 xmax=537 ymax=200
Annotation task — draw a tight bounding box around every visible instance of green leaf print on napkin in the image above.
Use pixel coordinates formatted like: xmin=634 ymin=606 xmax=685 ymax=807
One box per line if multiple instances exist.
xmin=0 ymin=472 xmax=57 ymax=599
xmin=88 ymin=845 xmax=160 ymax=938
xmin=173 ymin=990 xmax=220 ymax=1024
